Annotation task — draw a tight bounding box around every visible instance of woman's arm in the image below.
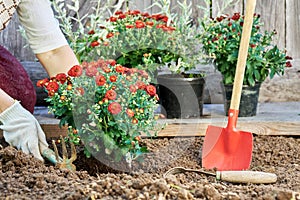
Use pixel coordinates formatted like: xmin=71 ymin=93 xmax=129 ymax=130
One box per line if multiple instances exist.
xmin=17 ymin=0 xmax=79 ymax=76
xmin=36 ymin=45 xmax=78 ymax=77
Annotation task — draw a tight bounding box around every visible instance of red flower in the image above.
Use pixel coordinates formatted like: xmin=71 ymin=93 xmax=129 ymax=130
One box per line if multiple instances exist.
xmin=130 ymin=10 xmax=141 ymax=15
xmin=48 ymin=90 xmax=55 ymax=97
xmin=146 ymin=21 xmax=154 ymax=26
xmin=95 ymin=75 xmax=106 ymax=86
xmin=88 ymin=30 xmax=95 ymax=35
xmin=286 ymin=61 xmax=292 ymax=68
xmin=156 ymin=24 xmax=165 ymax=29
xmin=135 ymin=20 xmax=145 ymax=28
xmin=135 ymin=80 xmax=146 ymax=90
xmin=105 ymin=90 xmax=117 ymax=100
xmin=118 ymin=14 xmax=126 ymax=19
xmin=106 ymin=32 xmax=114 ymax=38
xmin=109 ymin=16 xmax=117 ymax=22
xmin=76 ymin=87 xmax=85 ymax=95
xmin=46 ymin=81 xmax=59 ymax=93
xmin=145 ymin=85 xmax=156 ymax=96
xmin=36 ymin=78 xmax=49 ymax=87
xmin=107 ymin=59 xmax=116 ymax=66
xmin=91 ymin=41 xmax=100 ymax=47
xmin=85 ymin=66 xmax=98 ymax=77
xmin=142 ymin=12 xmax=150 ymax=18
xmin=115 ymin=65 xmax=125 ymax=73
xmin=126 ymin=24 xmax=135 ymax=29
xmin=110 ymin=75 xmax=117 ymax=82
xmin=115 ymin=10 xmax=123 ymax=15
xmin=232 ymin=13 xmax=241 ymax=21
xmin=126 ymin=109 xmax=135 ymax=118
xmin=68 ymin=65 xmax=83 ymax=77
xmin=108 ymin=102 xmax=122 ymax=115
xmin=160 ymin=16 xmax=168 ymax=23
xmin=216 ymin=16 xmax=225 ymax=22
xmin=55 ymin=73 xmax=67 ymax=84
xmin=212 ymin=37 xmax=219 ymax=42
xmin=103 ymin=66 xmax=111 ymax=73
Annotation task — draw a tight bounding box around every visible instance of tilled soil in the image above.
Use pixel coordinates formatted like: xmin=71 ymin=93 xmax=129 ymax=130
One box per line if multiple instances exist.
xmin=0 ymin=135 xmax=299 ymax=200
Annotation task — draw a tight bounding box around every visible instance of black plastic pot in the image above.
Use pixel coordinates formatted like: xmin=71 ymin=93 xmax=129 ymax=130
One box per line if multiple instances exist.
xmin=223 ymin=83 xmax=261 ymax=117
xmin=157 ymin=74 xmax=205 ymax=119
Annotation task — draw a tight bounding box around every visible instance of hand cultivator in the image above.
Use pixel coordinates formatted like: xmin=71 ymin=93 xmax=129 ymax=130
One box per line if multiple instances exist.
xmin=42 ymin=135 xmax=77 ymax=171
xmin=164 ymin=167 xmax=277 ymax=184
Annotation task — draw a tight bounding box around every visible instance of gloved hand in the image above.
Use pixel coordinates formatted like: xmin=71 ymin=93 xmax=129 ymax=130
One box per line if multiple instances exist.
xmin=0 ymin=101 xmax=48 ymax=161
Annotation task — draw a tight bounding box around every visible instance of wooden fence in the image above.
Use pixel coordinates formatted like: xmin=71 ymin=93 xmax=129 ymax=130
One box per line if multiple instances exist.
xmin=0 ymin=0 xmax=299 ymax=61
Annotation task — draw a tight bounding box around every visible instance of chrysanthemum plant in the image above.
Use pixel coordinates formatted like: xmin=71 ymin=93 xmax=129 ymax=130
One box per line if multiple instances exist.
xmin=37 ymin=59 xmax=160 ymax=164
xmin=200 ymin=12 xmax=293 ymax=86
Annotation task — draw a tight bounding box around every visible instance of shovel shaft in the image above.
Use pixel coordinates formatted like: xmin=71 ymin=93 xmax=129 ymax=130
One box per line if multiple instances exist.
xmin=230 ymin=0 xmax=257 ymax=110
xmin=216 ymin=171 xmax=277 ymax=184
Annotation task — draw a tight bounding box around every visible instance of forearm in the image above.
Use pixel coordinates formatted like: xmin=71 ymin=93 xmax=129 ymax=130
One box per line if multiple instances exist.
xmin=0 ymin=89 xmax=15 ymax=113
xmin=36 ymin=45 xmax=79 ymax=77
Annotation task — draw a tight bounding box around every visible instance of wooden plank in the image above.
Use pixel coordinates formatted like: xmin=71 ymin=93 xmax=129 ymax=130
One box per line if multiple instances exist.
xmin=156 ymin=121 xmax=300 ymax=137
xmin=286 ymin=0 xmax=300 ymax=59
xmin=1 ymin=102 xmax=299 ymax=139
xmin=255 ymin=0 xmax=286 ymax=50
xmin=1 ymin=119 xmax=299 ymax=139
xmin=127 ymin=0 xmax=153 ymax=12
xmin=212 ymin=0 xmax=243 ymax=17
xmin=0 ymin=124 xmax=68 ymax=139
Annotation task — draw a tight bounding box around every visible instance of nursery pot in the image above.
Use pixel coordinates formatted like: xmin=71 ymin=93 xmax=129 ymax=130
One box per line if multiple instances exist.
xmin=157 ymin=74 xmax=205 ymax=119
xmin=223 ymin=82 xmax=261 ymax=117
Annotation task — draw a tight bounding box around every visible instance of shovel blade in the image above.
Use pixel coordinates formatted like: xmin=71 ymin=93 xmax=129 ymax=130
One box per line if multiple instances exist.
xmin=202 ymin=125 xmax=253 ymax=171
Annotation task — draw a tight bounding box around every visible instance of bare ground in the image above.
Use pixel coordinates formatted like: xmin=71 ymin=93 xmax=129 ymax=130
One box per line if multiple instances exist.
xmin=0 ymin=135 xmax=299 ymax=200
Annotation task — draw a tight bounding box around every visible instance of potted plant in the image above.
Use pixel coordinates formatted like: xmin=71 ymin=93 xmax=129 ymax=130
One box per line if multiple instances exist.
xmin=37 ymin=59 xmax=160 ymax=169
xmin=200 ymin=12 xmax=293 ymax=116
xmin=70 ymin=8 xmax=179 ymax=80
xmin=157 ymin=59 xmax=206 ymax=118
xmin=152 ymin=0 xmax=207 ymax=119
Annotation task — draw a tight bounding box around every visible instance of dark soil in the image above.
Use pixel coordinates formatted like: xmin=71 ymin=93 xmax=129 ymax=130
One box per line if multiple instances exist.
xmin=0 ymin=135 xmax=299 ymax=199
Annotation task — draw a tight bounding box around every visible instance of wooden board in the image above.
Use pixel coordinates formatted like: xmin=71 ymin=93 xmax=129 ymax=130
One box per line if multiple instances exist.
xmin=255 ymin=0 xmax=286 ymax=50
xmin=212 ymin=0 xmax=243 ymax=17
xmin=287 ymin=0 xmax=300 ymax=59
xmin=1 ymin=120 xmax=299 ymax=139
xmin=156 ymin=121 xmax=300 ymax=137
xmin=1 ymin=102 xmax=299 ymax=139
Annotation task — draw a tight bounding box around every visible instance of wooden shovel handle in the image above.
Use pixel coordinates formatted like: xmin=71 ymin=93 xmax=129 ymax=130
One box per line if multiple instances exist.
xmin=216 ymin=171 xmax=277 ymax=184
xmin=230 ymin=0 xmax=257 ymax=110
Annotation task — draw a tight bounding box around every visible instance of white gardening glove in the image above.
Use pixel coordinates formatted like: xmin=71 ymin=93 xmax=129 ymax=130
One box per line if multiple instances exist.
xmin=0 ymin=101 xmax=48 ymax=161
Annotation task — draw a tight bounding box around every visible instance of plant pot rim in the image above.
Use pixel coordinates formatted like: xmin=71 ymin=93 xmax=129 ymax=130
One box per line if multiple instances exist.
xmin=222 ymin=82 xmax=262 ymax=87
xmin=157 ymin=73 xmax=205 ymax=81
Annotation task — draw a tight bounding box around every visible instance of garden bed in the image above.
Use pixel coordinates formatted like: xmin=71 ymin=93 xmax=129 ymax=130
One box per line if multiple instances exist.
xmin=0 ymin=135 xmax=299 ymax=199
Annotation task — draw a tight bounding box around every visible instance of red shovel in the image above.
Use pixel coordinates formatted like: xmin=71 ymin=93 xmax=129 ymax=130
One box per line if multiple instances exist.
xmin=202 ymin=0 xmax=257 ymax=171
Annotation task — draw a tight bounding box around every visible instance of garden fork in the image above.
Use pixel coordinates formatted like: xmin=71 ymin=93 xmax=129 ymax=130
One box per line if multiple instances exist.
xmin=42 ymin=135 xmax=77 ymax=171
xmin=52 ymin=135 xmax=77 ymax=171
